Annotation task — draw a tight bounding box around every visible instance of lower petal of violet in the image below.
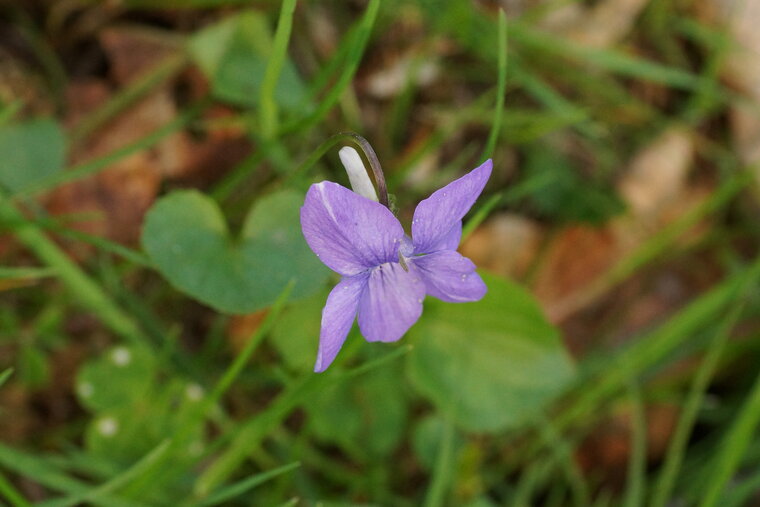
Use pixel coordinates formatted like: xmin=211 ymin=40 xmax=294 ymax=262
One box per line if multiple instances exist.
xmin=315 ymin=273 xmax=369 ymax=372
xmin=358 ymin=262 xmax=426 ymax=343
xmin=413 ymin=250 xmax=487 ymax=303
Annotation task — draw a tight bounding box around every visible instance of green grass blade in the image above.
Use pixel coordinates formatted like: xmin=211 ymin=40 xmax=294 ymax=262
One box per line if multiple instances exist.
xmin=0 ymin=444 xmax=137 ymax=507
xmin=482 ymin=9 xmax=507 ymax=161
xmin=279 ymin=0 xmax=380 ymax=135
xmin=0 ymin=470 xmax=30 ymax=507
xmin=190 ymin=462 xmax=300 ymax=507
xmin=0 ymin=267 xmax=55 ymax=280
xmin=423 ymin=416 xmax=455 ymax=507
xmin=0 ymin=368 xmax=12 ymax=387
xmin=195 ymin=344 xmax=411 ymax=495
xmin=0 ymin=193 xmax=150 ymax=347
xmin=623 ymin=383 xmax=647 ymax=507
xmin=40 ymin=440 xmax=170 ymax=507
xmin=651 ymin=302 xmax=745 ymax=507
xmin=259 ymin=0 xmax=297 ymax=139
xmin=699 ymin=346 xmax=760 ymax=506
xmin=557 ymin=252 xmax=760 ymax=437
xmin=69 ymin=53 xmax=188 ymax=145
xmin=538 ymin=416 xmax=590 ymax=507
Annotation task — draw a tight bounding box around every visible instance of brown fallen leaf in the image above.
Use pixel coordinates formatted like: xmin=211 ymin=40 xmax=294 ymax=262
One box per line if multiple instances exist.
xmin=530 ymin=128 xmax=705 ymax=324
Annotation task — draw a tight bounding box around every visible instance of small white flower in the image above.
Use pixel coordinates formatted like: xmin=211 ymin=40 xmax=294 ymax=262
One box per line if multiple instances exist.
xmin=185 ymin=383 xmax=204 ymax=401
xmin=111 ymin=347 xmax=131 ymax=366
xmin=97 ymin=417 xmax=119 ymax=437
xmin=77 ymin=382 xmax=94 ymax=398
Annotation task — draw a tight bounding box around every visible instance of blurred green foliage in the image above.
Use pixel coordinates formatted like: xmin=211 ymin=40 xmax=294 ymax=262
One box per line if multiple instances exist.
xmin=0 ymin=0 xmax=757 ymax=506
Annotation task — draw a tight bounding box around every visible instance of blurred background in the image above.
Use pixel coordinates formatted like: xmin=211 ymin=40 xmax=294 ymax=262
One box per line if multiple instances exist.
xmin=0 ymin=0 xmax=759 ymax=505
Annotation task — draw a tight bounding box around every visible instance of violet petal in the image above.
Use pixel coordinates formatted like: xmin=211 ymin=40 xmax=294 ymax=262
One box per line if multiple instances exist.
xmin=413 ymin=250 xmax=487 ymax=302
xmin=358 ymin=262 xmax=425 ymax=342
xmin=301 ymin=181 xmax=406 ymax=276
xmin=412 ymin=159 xmax=492 ymax=254
xmin=314 ymin=273 xmax=369 ymax=372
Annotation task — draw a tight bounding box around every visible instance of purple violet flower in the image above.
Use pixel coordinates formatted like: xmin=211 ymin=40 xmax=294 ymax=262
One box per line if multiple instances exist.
xmin=300 ymin=159 xmax=492 ymax=372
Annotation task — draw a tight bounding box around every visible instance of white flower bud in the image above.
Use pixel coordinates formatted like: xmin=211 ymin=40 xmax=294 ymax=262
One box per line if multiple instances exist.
xmin=338 ymin=146 xmax=378 ymax=201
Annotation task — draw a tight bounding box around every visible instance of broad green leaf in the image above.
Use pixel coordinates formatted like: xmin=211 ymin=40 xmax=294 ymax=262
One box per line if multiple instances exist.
xmin=407 ymin=272 xmax=575 ymax=432
xmin=75 ymin=346 xmax=156 ymax=412
xmin=188 ymin=11 xmax=308 ymax=110
xmin=0 ymin=118 xmax=65 ymax=193
xmin=141 ymin=189 xmax=329 ymax=314
xmin=307 ymin=365 xmax=407 ymax=457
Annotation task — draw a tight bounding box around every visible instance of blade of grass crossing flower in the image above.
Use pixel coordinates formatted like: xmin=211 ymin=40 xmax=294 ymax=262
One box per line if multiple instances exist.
xmin=482 ymin=9 xmax=507 ymax=161
xmin=623 ymin=383 xmax=647 ymax=507
xmin=651 ymin=302 xmax=745 ymax=507
xmin=259 ymin=0 xmax=297 ymax=139
xmin=279 ymin=0 xmax=380 ymax=135
xmin=0 ymin=194 xmax=150 ymax=347
xmin=41 ymin=441 xmax=171 ymax=507
xmin=699 ymin=357 xmax=760 ymax=506
xmin=0 ymin=470 xmax=30 ymax=507
xmin=190 ymin=462 xmax=300 ymax=507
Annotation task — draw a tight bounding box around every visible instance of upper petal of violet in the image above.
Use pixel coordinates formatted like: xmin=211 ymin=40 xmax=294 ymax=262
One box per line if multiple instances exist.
xmin=301 ymin=181 xmax=406 ymax=275
xmin=357 ymin=262 xmax=426 ymax=343
xmin=314 ymin=273 xmax=369 ymax=372
xmin=411 ymin=159 xmax=492 ymax=254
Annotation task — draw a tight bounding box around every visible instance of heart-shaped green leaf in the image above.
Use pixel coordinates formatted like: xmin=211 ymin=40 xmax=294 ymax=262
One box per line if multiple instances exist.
xmin=141 ymin=189 xmax=329 ymax=314
xmin=407 ymin=272 xmax=575 ymax=432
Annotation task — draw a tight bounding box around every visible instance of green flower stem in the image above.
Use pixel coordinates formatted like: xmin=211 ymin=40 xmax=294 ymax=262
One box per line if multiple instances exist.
xmin=0 ymin=194 xmax=149 ymax=346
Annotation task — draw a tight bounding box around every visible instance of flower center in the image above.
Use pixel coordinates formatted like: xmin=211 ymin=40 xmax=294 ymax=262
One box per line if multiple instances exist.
xmin=397 ymin=236 xmax=415 ymax=272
